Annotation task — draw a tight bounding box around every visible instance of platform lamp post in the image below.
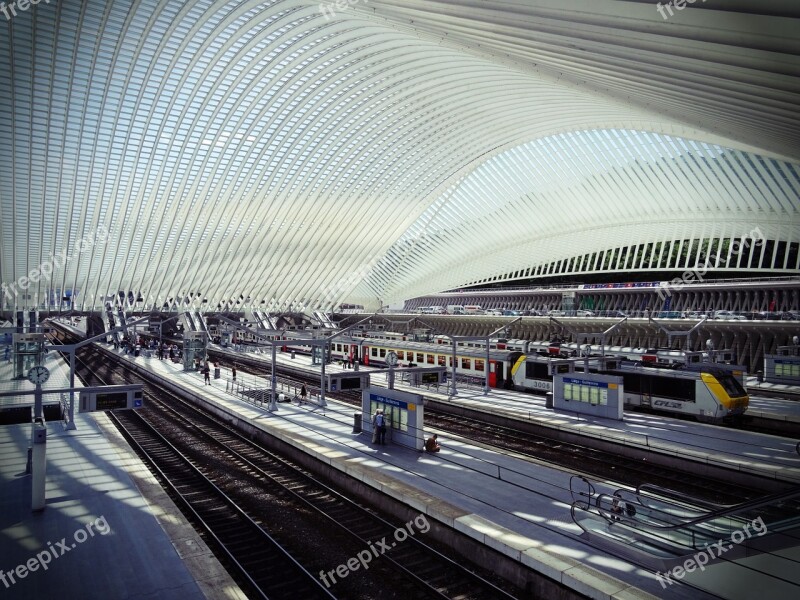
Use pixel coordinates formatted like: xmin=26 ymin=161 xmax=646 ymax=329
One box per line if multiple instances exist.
xmin=28 ymin=366 xmax=49 ymax=510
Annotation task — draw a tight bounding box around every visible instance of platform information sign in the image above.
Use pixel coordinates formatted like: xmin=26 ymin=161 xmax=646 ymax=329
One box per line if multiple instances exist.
xmin=553 ymin=373 xmax=623 ymax=420
xmin=80 ymin=385 xmax=144 ymax=413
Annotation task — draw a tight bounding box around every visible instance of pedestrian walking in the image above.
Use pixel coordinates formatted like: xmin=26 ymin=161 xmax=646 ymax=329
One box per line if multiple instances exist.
xmin=203 ymin=364 xmax=210 ymax=385
xmin=231 ymin=365 xmax=237 ymax=382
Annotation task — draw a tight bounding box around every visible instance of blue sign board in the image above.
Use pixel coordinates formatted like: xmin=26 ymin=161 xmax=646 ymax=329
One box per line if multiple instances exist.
xmin=369 ymin=393 xmax=408 ymax=409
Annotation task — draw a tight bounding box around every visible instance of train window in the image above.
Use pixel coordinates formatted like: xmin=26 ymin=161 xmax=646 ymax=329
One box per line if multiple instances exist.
xmin=474 ymin=359 xmax=485 ymax=371
xmin=525 ymin=362 xmax=549 ymax=379
xmin=397 ymin=350 xmax=405 ymax=360
xmin=416 ymin=353 xmax=424 ymax=363
xmin=715 ymin=373 xmax=746 ymax=398
xmin=371 ymin=347 xmax=377 ymax=357
xmin=427 ymin=354 xmax=434 ymax=364
xmin=438 ymin=355 xmax=445 ymax=366
xmin=379 ymin=348 xmax=386 ymax=358
xmin=658 ymin=376 xmax=695 ymax=402
xmin=461 ymin=358 xmax=471 ymax=369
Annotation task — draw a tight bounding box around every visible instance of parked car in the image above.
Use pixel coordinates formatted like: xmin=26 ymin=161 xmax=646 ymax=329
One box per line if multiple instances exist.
xmin=656 ymin=311 xmax=683 ymax=318
xmin=548 ymin=310 xmax=565 ymax=317
xmin=576 ymin=309 xmax=595 ymax=317
xmin=713 ymin=310 xmax=746 ymax=320
xmin=485 ymin=309 xmax=504 ymax=316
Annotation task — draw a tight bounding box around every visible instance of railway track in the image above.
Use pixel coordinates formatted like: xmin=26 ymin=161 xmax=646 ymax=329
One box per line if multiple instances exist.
xmin=133 ymin=391 xmax=520 ymax=600
xmin=111 ymin=409 xmax=334 ymax=600
xmin=50 ymin=327 xmax=525 ymax=599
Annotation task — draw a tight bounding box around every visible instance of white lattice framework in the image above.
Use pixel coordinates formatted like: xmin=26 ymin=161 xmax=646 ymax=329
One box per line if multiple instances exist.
xmin=0 ymin=0 xmax=798 ymax=312
xmin=353 ymin=132 xmax=800 ymax=303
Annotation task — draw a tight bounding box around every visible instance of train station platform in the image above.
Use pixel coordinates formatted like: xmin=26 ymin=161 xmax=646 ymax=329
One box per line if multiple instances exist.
xmin=746 ymin=376 xmax=800 ymax=399
xmin=216 ymin=346 xmax=800 ymax=488
xmin=0 ymin=351 xmax=244 ymax=600
xmin=108 ymin=344 xmax=800 ymax=600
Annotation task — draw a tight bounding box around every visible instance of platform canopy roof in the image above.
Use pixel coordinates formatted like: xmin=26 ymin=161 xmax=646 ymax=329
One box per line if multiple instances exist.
xmin=1 ymin=0 xmax=799 ymax=312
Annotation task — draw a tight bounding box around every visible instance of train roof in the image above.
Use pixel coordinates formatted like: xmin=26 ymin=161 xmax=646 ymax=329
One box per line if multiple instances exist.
xmin=360 ymin=337 xmax=516 ymax=360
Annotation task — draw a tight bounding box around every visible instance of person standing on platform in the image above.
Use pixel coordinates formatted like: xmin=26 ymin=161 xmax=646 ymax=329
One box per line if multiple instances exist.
xmin=373 ymin=409 xmax=387 ymax=444
xmin=231 ymin=365 xmax=237 ymax=382
xmin=203 ymin=363 xmax=210 ymax=385
xmin=300 ymin=383 xmax=307 ymax=404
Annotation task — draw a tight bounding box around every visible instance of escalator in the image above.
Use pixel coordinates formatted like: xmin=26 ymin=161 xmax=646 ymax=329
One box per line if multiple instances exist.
xmin=570 ymin=477 xmax=800 ymax=599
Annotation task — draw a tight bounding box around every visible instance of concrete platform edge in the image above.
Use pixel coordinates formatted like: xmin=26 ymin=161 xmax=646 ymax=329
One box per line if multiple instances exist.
xmin=91 ymin=411 xmax=247 ymax=600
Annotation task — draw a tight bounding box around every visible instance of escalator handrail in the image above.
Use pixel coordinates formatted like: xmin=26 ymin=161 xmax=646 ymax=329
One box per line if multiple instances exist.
xmin=625 ymin=485 xmax=800 ymax=532
xmin=636 ymin=483 xmax=727 ymax=511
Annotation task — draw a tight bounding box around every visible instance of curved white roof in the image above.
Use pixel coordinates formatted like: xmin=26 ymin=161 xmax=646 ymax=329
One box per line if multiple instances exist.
xmin=0 ymin=0 xmax=798 ymax=312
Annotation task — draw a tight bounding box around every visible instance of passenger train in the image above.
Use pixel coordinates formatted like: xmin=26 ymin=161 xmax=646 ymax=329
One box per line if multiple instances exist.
xmin=219 ymin=328 xmax=748 ymax=423
xmin=326 ymin=336 xmax=748 ymax=423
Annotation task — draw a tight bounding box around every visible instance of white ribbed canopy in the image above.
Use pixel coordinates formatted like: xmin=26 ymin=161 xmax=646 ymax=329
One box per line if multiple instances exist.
xmin=0 ymin=0 xmax=798 ymax=312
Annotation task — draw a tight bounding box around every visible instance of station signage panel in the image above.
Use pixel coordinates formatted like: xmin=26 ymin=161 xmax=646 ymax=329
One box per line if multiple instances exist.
xmin=326 ymin=373 xmax=370 ymax=392
xmin=79 ymin=385 xmax=144 ymax=412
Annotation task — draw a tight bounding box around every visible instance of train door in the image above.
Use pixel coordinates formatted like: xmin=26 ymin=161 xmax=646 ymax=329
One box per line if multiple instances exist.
xmin=492 ymin=360 xmax=505 ymax=388
xmin=363 ymin=345 xmax=369 ymax=366
xmin=351 ymin=344 xmax=359 ymax=364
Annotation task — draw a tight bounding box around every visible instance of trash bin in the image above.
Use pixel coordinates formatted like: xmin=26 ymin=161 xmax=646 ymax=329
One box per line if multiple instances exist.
xmin=291 ymin=351 xmax=295 ymax=359
xmin=545 ymin=392 xmax=554 ymax=409
xmin=757 ymin=370 xmax=763 ymax=382
xmin=353 ymin=412 xmax=362 ymax=433
xmin=214 ymin=367 xmax=220 ymax=379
